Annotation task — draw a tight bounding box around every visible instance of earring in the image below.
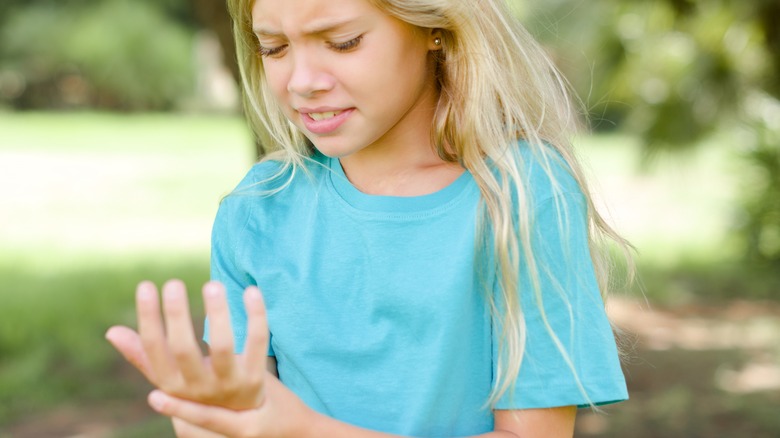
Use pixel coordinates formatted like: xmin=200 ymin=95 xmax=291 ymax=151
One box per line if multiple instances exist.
xmin=434 ymin=37 xmax=442 ymax=46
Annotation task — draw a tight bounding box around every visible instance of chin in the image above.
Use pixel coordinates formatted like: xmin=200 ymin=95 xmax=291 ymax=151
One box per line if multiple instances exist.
xmin=309 ymin=139 xmax=362 ymax=159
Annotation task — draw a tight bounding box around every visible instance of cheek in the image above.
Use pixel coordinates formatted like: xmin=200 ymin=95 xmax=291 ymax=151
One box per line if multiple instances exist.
xmin=336 ymin=50 xmax=409 ymax=99
xmin=363 ymin=50 xmax=429 ymax=102
xmin=263 ymin=64 xmax=291 ymax=106
xmin=363 ymin=40 xmax=429 ymax=88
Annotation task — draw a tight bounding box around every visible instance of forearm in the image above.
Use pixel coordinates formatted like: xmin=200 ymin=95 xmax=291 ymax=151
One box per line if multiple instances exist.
xmin=157 ymin=389 xmax=571 ymax=438
xmin=305 ymin=405 xmax=575 ymax=438
xmin=308 ymin=413 xmax=519 ymax=438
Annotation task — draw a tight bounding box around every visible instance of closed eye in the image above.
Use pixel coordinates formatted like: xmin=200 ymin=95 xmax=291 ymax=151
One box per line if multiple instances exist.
xmin=258 ymin=44 xmax=288 ymax=58
xmin=328 ymin=35 xmax=363 ymax=52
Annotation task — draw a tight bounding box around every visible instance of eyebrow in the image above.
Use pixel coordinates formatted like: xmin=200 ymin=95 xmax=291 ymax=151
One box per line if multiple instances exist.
xmin=253 ymin=17 xmax=362 ymax=37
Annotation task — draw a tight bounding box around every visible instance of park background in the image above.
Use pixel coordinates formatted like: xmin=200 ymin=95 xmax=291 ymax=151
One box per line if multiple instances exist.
xmin=0 ymin=0 xmax=778 ymax=436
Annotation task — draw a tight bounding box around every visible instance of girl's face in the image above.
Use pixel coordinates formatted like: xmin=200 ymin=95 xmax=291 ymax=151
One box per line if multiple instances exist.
xmin=252 ymin=0 xmax=439 ymax=159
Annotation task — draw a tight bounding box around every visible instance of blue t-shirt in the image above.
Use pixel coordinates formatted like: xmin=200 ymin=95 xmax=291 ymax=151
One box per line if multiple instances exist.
xmin=208 ymin=146 xmax=627 ymax=436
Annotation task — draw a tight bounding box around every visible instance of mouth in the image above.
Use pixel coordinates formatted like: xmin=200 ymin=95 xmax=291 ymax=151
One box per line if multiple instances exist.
xmin=298 ymin=108 xmax=355 ymax=135
xmin=307 ymin=110 xmax=346 ymax=121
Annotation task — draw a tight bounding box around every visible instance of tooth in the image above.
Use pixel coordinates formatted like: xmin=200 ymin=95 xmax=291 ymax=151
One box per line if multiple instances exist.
xmin=309 ymin=111 xmax=340 ymax=121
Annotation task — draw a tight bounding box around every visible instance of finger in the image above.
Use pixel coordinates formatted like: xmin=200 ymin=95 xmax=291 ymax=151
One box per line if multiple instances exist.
xmin=105 ymin=325 xmax=156 ymax=382
xmin=136 ymin=281 xmax=178 ymax=385
xmin=203 ymin=282 xmax=236 ymax=379
xmin=149 ymin=390 xmax=242 ymax=438
xmin=162 ymin=279 xmax=209 ymax=384
xmin=243 ymin=286 xmax=269 ymax=384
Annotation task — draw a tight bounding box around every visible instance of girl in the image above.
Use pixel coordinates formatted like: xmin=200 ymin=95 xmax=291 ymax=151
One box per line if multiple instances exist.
xmin=106 ymin=0 xmax=631 ymax=436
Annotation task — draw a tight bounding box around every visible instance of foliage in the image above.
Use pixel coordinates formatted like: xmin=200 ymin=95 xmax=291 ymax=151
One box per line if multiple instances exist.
xmin=736 ymin=117 xmax=780 ymax=267
xmin=0 ymin=0 xmax=196 ymax=110
xmin=524 ymin=0 xmax=780 ymax=269
xmin=525 ymin=0 xmax=775 ymax=139
xmin=638 ymin=259 xmax=780 ymax=306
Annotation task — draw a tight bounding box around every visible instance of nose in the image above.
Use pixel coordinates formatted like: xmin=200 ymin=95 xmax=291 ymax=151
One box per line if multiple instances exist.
xmin=286 ymin=50 xmax=334 ymax=98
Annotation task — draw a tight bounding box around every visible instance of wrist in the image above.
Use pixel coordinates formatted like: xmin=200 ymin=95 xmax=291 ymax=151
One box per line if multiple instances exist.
xmin=296 ymin=408 xmax=328 ymax=438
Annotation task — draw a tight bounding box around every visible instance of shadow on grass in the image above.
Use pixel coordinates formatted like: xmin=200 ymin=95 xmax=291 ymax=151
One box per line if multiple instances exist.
xmin=581 ymin=349 xmax=780 ymax=438
xmin=575 ymin=258 xmax=780 ymax=438
xmin=636 ymin=258 xmax=780 ymax=306
xmin=0 ymin=255 xmax=210 ymax=436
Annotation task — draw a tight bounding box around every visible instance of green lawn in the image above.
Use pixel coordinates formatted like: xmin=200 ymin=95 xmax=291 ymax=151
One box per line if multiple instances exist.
xmin=0 ymin=112 xmax=253 ymax=435
xmin=576 ymin=133 xmax=742 ymax=265
xmin=0 ymin=112 xmax=776 ymax=437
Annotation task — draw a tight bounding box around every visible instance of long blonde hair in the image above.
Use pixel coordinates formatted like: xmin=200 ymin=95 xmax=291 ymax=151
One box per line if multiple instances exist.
xmin=227 ymin=0 xmax=631 ymax=407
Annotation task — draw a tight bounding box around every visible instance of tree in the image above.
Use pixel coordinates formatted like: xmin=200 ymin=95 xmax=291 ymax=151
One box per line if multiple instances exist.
xmin=524 ymin=0 xmax=780 ymax=268
xmin=0 ymin=0 xmax=196 ymax=110
xmin=189 ymin=0 xmax=266 ymax=158
xmin=190 ymin=0 xmax=239 ymax=83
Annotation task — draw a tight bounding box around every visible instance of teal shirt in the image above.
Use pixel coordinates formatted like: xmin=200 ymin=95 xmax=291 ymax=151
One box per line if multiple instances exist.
xmin=208 ymin=146 xmax=627 ymax=436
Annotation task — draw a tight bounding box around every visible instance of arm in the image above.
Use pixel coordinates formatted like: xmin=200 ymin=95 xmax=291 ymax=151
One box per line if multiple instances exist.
xmin=305 ymin=406 xmax=576 ymax=438
xmin=493 ymin=408 xmax=576 ymax=438
xmin=154 ymin=391 xmax=575 ymax=438
xmin=168 ymin=357 xmax=282 ymax=438
xmin=106 ymin=280 xmax=576 ymax=438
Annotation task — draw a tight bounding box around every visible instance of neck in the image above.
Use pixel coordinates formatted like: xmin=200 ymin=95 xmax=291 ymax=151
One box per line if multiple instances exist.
xmin=339 ymin=146 xmax=463 ymax=197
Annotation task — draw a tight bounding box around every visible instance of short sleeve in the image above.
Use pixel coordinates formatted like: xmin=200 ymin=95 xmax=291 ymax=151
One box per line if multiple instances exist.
xmin=493 ymin=190 xmax=628 ymax=409
xmin=204 ymin=194 xmax=253 ymax=353
xmin=204 ymin=164 xmax=277 ymax=356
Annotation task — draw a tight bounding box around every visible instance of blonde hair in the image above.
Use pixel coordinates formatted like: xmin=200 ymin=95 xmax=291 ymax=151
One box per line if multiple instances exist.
xmin=227 ymin=0 xmax=632 ymax=407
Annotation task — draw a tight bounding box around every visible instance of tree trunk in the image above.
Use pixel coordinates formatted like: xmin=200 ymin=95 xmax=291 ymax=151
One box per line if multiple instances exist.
xmin=189 ymin=0 xmax=265 ymax=158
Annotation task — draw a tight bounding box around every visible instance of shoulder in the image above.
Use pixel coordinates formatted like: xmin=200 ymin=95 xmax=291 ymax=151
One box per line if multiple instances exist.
xmin=230 ymin=158 xmax=294 ymax=195
xmin=478 ymin=139 xmax=587 ymax=218
xmin=513 ymin=139 xmax=583 ymax=204
xmin=225 ymin=152 xmax=329 ymax=200
xmin=214 ymin=152 xmax=328 ymax=228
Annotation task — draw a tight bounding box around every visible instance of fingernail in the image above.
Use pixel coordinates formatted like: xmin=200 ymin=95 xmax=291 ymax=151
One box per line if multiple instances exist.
xmin=164 ymin=278 xmax=184 ymax=288
xmin=148 ymin=390 xmax=167 ymax=411
xmin=250 ymin=285 xmax=265 ymax=298
xmin=136 ymin=283 xmax=156 ymax=301
xmin=163 ymin=287 xmax=184 ymax=302
xmin=163 ymin=280 xmax=187 ymax=300
xmin=204 ymin=282 xmax=222 ymax=298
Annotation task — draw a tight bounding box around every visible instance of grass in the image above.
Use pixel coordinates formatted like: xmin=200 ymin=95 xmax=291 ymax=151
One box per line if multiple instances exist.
xmin=598 ymin=349 xmax=780 ymax=438
xmin=576 ymin=132 xmax=779 ymax=306
xmin=576 ymin=133 xmax=743 ymax=265
xmin=0 ymin=111 xmax=252 ymax=433
xmin=0 ymin=258 xmax=208 ymax=418
xmin=0 ymin=111 xmax=777 ymax=437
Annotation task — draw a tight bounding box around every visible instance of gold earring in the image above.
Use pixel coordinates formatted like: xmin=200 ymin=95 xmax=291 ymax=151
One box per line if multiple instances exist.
xmin=434 ymin=37 xmax=442 ymax=46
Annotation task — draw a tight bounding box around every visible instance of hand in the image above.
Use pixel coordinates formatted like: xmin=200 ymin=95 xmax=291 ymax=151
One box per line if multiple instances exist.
xmin=105 ymin=280 xmax=269 ymax=410
xmin=172 ymin=418 xmax=229 ymax=438
xmin=148 ymin=369 xmax=316 ymax=438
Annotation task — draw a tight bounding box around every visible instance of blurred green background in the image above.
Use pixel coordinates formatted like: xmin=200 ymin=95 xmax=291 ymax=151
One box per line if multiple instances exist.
xmin=0 ymin=0 xmax=778 ymax=437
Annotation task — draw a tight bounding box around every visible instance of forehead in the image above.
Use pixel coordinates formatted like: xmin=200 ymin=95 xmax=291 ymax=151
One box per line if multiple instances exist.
xmin=252 ymin=0 xmax=379 ymax=36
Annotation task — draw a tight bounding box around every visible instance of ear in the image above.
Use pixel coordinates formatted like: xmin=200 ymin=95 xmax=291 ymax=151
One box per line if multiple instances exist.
xmin=427 ymin=29 xmax=443 ymax=51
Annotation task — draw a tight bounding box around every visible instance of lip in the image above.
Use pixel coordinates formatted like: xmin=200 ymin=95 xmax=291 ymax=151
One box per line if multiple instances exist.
xmin=298 ymin=107 xmax=355 ymax=135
